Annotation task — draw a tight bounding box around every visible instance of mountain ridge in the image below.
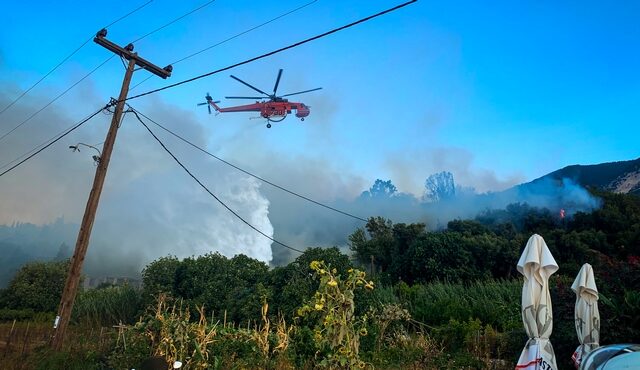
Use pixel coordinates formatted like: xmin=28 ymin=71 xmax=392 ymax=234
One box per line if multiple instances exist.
xmin=526 ymin=157 xmax=640 ymax=195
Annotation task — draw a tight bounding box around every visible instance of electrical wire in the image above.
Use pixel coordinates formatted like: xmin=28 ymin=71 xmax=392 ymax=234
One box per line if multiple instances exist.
xmin=120 ymin=0 xmax=418 ymax=104
xmin=0 ymin=0 xmax=154 ymax=116
xmin=130 ymin=107 xmax=368 ymax=222
xmin=0 ymin=0 xmax=215 ymax=145
xmin=103 ymin=0 xmax=155 ymax=30
xmin=0 ymin=57 xmax=114 ymax=144
xmin=0 ymin=105 xmax=111 ymax=172
xmin=0 ymin=123 xmax=76 ymax=172
xmin=0 ymin=106 xmax=107 ymax=178
xmin=130 ymin=109 xmax=304 ymax=254
xmin=130 ymin=0 xmax=318 ymax=91
xmin=130 ymin=0 xmax=217 ymax=44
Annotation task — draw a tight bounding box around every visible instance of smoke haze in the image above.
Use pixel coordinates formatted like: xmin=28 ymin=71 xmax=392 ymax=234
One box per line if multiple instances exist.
xmin=0 ymin=88 xmax=604 ymax=277
xmin=0 ymin=90 xmax=275 ymax=280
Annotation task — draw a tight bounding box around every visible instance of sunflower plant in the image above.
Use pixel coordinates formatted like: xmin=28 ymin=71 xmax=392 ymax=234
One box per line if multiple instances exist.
xmin=297 ymin=260 xmax=374 ymax=369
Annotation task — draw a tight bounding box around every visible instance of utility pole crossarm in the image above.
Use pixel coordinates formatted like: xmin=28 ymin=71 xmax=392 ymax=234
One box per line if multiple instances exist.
xmin=94 ymin=28 xmax=173 ymax=79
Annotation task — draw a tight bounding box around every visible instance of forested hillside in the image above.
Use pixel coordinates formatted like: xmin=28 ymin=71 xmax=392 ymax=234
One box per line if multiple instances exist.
xmin=527 ymin=157 xmax=640 ymax=195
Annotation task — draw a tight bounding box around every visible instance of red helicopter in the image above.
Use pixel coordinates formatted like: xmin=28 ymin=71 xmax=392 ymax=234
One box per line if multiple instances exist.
xmin=198 ymin=69 xmax=322 ymax=128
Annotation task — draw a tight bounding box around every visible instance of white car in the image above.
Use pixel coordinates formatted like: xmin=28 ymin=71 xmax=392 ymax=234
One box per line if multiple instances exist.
xmin=580 ymin=344 xmax=640 ymax=370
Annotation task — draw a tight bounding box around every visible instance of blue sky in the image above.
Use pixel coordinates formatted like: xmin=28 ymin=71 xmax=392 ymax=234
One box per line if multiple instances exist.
xmin=1 ymin=0 xmax=639 ymax=193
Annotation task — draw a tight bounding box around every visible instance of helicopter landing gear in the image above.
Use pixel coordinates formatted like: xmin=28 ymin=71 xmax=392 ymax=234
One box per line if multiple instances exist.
xmin=266 ymin=123 xmax=272 ymax=128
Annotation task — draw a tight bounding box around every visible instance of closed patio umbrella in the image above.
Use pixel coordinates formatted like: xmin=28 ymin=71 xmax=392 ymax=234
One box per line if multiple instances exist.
xmin=571 ymin=263 xmax=600 ymax=368
xmin=515 ymin=234 xmax=559 ymax=370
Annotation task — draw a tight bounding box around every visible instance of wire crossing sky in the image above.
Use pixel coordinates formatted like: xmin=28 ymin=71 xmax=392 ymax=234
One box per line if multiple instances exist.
xmin=0 ymin=106 xmax=106 ymax=177
xmin=0 ymin=0 xmax=154 ymax=117
xmin=131 ymin=108 xmax=305 ymax=254
xmin=0 ymin=0 xmax=217 ymax=144
xmin=122 ymin=0 xmax=417 ymax=102
xmin=129 ymin=0 xmax=319 ymax=91
xmin=130 ymin=107 xmax=369 ymax=222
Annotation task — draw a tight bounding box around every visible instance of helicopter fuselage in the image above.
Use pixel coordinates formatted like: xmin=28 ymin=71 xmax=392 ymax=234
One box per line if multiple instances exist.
xmin=199 ymin=68 xmax=320 ymax=127
xmin=210 ymin=100 xmax=310 ymax=122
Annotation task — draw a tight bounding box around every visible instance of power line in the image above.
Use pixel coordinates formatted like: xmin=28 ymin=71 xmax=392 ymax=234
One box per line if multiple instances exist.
xmin=0 ymin=119 xmax=91 ymax=173
xmin=130 ymin=0 xmax=217 ymax=44
xmin=120 ymin=0 xmax=418 ymax=104
xmin=130 ymin=107 xmax=368 ymax=222
xmin=0 ymin=57 xmax=114 ymax=144
xmin=0 ymin=0 xmax=215 ymax=145
xmin=103 ymin=0 xmax=155 ymax=30
xmin=131 ymin=108 xmax=304 ymax=254
xmin=0 ymin=106 xmax=106 ymax=178
xmin=130 ymin=0 xmax=318 ymax=91
xmin=0 ymin=0 xmax=154 ymax=116
xmin=172 ymin=0 xmax=315 ymax=65
xmin=0 ymin=106 xmax=110 ymax=172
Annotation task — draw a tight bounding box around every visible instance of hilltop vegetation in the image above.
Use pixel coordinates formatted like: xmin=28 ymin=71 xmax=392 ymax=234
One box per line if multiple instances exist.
xmin=0 ymin=190 xmax=638 ymax=369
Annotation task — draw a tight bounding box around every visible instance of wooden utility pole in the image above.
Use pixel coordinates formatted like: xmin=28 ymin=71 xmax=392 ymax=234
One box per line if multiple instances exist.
xmin=51 ymin=29 xmax=172 ymax=350
xmin=370 ymin=255 xmax=375 ymax=276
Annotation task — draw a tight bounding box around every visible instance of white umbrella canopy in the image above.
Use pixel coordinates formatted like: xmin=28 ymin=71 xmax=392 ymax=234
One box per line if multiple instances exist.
xmin=516 ymin=234 xmax=559 ymax=370
xmin=570 ymin=263 xmax=600 ymax=368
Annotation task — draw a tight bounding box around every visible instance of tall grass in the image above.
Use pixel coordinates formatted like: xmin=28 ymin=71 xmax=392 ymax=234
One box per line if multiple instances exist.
xmin=395 ymin=279 xmax=522 ymax=331
xmin=72 ymin=285 xmax=142 ymax=327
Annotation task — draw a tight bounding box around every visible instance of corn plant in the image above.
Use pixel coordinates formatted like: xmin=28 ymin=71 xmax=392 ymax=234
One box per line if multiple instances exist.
xmin=140 ymin=295 xmax=218 ymax=369
xmin=252 ymin=300 xmax=270 ymax=357
xmin=273 ymin=313 xmax=292 ymax=354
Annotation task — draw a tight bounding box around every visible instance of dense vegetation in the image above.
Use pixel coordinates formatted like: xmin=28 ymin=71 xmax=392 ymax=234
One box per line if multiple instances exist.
xmin=0 ymin=190 xmax=638 ymax=369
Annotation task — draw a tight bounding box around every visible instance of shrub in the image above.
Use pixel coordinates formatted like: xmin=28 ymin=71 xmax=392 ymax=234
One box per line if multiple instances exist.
xmin=0 ymin=308 xmax=35 ymax=322
xmin=3 ymin=260 xmax=69 ymax=312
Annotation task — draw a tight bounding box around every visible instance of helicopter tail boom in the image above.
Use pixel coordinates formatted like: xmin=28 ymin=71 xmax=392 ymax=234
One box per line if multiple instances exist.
xmin=208 ymin=99 xmax=221 ymax=112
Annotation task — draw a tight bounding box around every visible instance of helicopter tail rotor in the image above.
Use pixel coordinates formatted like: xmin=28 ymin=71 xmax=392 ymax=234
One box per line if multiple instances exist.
xmin=197 ymin=92 xmax=220 ymax=114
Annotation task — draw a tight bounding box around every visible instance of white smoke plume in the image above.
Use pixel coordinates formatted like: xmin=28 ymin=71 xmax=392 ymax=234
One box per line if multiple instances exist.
xmin=0 ymin=89 xmax=274 ymax=279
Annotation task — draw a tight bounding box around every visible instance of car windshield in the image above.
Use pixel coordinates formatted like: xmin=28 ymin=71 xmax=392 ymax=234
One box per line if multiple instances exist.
xmin=581 ymin=345 xmax=640 ymax=370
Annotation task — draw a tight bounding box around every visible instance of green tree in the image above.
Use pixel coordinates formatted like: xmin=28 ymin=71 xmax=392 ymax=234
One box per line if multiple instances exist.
xmin=141 ymin=255 xmax=181 ymax=304
xmin=361 ymin=179 xmax=397 ymax=198
xmin=349 ymin=217 xmax=426 ymax=284
xmin=569 ymin=191 xmax=640 ymax=257
xmin=406 ymin=232 xmax=476 ymax=283
xmin=168 ymin=253 xmax=271 ymax=324
xmin=4 ymin=260 xmax=69 ymax=312
xmin=447 ymin=219 xmax=490 ymax=236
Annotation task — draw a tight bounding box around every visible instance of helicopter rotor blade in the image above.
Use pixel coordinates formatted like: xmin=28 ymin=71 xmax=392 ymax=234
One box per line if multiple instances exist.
xmin=273 ymin=69 xmax=283 ymax=96
xmin=280 ymin=87 xmax=323 ymax=97
xmin=197 ymin=102 xmax=212 ymax=114
xmin=230 ymin=75 xmax=269 ymax=96
xmin=225 ymin=96 xmax=267 ymax=99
